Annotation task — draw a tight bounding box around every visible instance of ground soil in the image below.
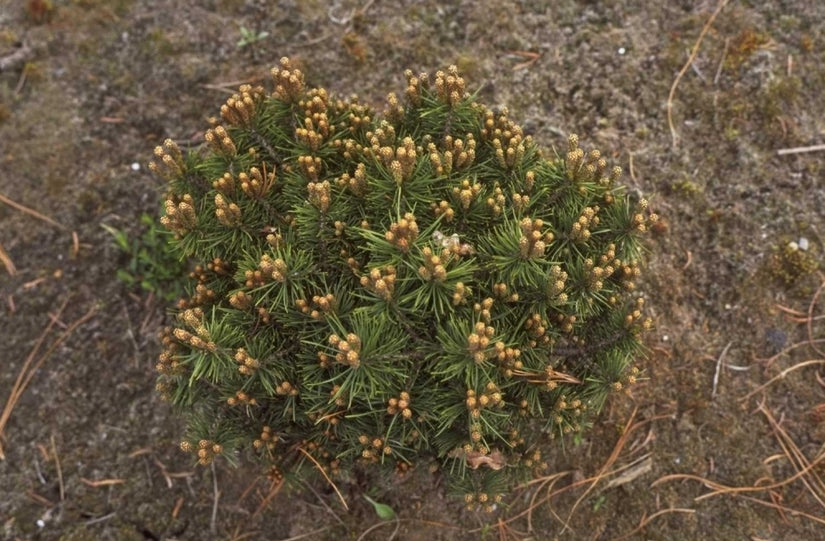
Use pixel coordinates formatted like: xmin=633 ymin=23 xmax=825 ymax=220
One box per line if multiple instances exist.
xmin=1 ymin=1 xmax=824 ymax=540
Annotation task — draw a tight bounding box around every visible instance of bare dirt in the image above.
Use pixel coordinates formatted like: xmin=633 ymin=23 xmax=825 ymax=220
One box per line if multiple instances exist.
xmin=1 ymin=1 xmax=824 ymax=540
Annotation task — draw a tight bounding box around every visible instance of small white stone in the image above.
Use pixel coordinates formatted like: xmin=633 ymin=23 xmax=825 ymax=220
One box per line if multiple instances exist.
xmin=131 ymin=162 xmax=141 ymax=171
xmin=37 ymin=519 xmax=45 ymax=528
xmin=618 ymin=47 xmax=626 ymax=55
xmin=798 ymin=237 xmax=809 ymax=251
xmin=662 ymin=335 xmax=669 ymax=342
xmin=724 ymin=303 xmax=732 ymax=310
xmin=788 ymin=241 xmax=799 ymax=252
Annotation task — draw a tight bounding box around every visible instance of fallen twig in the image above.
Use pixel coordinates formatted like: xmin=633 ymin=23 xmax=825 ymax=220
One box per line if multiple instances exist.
xmin=0 ymin=42 xmax=33 ymax=72
xmin=605 ymin=455 xmax=653 ymax=490
xmin=80 ymin=478 xmax=127 ymax=487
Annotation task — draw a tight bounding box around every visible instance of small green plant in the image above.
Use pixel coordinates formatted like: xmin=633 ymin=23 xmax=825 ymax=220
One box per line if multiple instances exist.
xmin=363 ymin=494 xmax=396 ymax=520
xmin=103 ymin=213 xmax=188 ymax=301
xmin=766 ymin=239 xmax=819 ymax=286
xmin=236 ymin=26 xmax=269 ymax=51
xmin=150 ymin=59 xmax=656 ymax=506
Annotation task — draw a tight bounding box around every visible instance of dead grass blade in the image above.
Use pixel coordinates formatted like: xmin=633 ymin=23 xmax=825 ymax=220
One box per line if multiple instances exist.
xmin=0 ymin=191 xmax=66 ymax=230
xmin=667 ymin=0 xmax=730 ymax=148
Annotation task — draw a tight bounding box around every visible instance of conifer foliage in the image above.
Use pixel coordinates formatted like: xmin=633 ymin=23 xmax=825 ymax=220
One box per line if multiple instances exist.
xmin=151 ymin=58 xmax=657 ymax=505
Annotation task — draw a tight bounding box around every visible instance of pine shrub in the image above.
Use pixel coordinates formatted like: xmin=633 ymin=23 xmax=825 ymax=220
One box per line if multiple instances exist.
xmin=151 ymin=58 xmax=657 ymax=506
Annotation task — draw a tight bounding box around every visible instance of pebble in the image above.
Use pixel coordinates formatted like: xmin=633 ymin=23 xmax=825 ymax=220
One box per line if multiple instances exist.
xmin=765 ymin=328 xmax=787 ymax=355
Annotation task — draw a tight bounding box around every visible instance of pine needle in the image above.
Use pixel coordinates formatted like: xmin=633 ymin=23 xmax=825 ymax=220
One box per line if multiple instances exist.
xmin=0 ymin=300 xmax=97 ymax=459
xmin=667 ymin=0 xmax=730 ymax=148
xmin=611 ymin=508 xmax=696 ymax=541
xmin=739 ymin=359 xmax=825 ymax=402
xmin=0 ymin=241 xmax=15 ymax=275
xmin=0 ymin=298 xmax=66 ymax=460
xmin=298 ymin=447 xmax=349 ymax=510
xmin=0 ymin=191 xmax=66 ymax=230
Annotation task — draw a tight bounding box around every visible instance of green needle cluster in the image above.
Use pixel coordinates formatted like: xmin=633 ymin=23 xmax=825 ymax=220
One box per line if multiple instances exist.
xmin=151 ymin=58 xmax=657 ymax=506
